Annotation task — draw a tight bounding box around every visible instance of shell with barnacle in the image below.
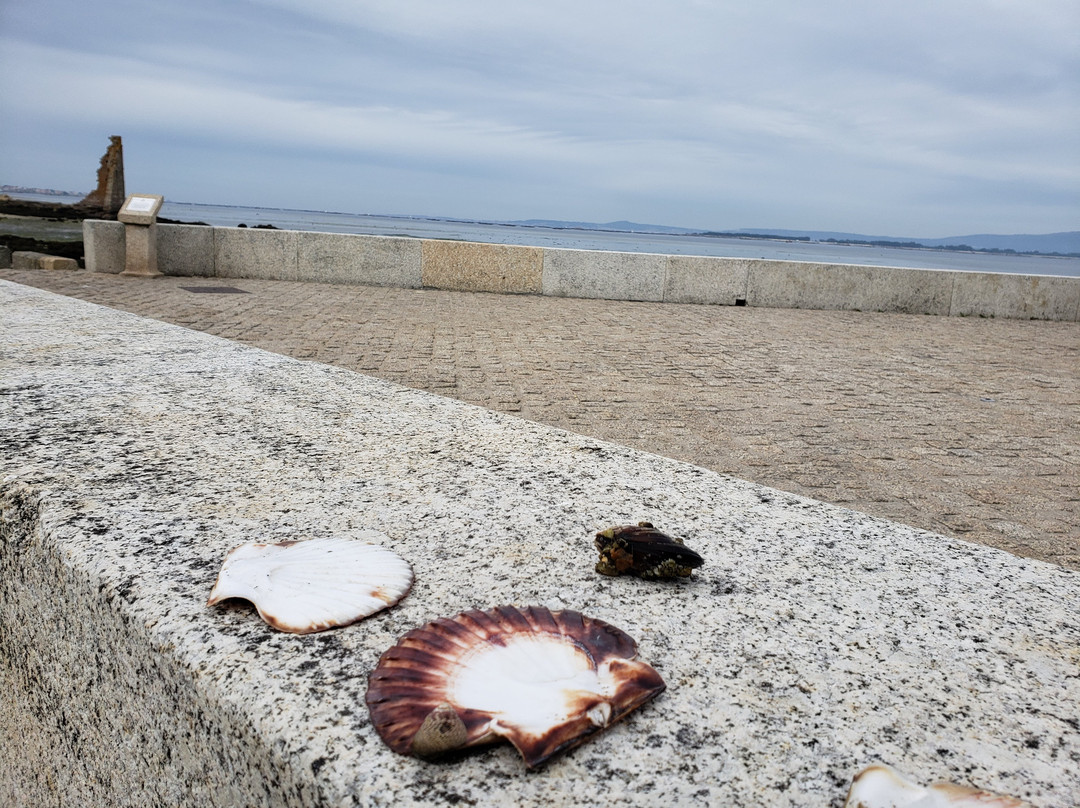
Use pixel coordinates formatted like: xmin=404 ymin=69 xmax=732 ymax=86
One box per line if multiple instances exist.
xmin=365 ymin=605 xmax=666 ymax=768
xmin=594 ymin=522 xmax=704 ymax=579
xmin=207 ymin=536 xmax=413 ymax=634
xmin=844 ymin=764 xmax=1031 ymax=807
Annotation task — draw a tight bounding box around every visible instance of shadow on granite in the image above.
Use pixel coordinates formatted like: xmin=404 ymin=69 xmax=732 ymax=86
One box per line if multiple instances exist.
xmin=1 ymin=280 xmax=1077 ymax=807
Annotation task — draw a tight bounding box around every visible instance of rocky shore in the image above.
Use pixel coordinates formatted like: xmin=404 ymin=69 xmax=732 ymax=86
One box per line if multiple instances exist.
xmin=0 ymin=196 xmax=107 ymax=265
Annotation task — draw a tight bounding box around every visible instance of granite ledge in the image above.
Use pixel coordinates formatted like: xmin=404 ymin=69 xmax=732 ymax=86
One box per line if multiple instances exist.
xmin=1 ymin=280 xmax=1077 ymax=807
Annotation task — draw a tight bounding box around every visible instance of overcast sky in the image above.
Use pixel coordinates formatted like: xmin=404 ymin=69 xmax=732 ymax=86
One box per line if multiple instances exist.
xmin=1 ymin=0 xmax=1077 ymax=236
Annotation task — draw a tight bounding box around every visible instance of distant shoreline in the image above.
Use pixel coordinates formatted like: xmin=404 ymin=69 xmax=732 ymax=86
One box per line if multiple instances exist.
xmin=4 ymin=190 xmax=1079 ymax=274
xmin=4 ymin=188 xmax=1078 ymax=256
xmin=1 ymin=184 xmax=86 ymax=197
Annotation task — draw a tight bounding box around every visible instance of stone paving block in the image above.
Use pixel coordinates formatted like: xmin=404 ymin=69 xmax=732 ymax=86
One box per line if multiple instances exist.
xmin=298 ymin=231 xmax=422 ymax=288
xmin=83 ymin=219 xmax=125 ymax=274
xmin=422 ymin=239 xmax=542 ymax=294
xmin=950 ymin=271 xmax=1080 ymax=321
xmin=214 ymin=227 xmax=299 ymax=281
xmin=664 ymin=255 xmax=749 ymax=305
xmin=157 ymin=223 xmax=215 ymax=277
xmin=543 ymin=248 xmax=666 ymax=301
xmin=746 ymin=260 xmax=954 ymax=314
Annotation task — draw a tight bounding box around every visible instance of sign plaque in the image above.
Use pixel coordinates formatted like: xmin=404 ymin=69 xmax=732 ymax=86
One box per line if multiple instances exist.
xmin=118 ymin=193 xmax=165 ymax=277
xmin=118 ymin=194 xmax=164 ymax=226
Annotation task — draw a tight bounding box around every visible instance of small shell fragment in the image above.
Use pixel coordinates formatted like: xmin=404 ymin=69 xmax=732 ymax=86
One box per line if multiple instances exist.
xmin=207 ymin=536 xmax=413 ymax=634
xmin=365 ymin=605 xmax=666 ymax=768
xmin=594 ymin=522 xmax=704 ymax=579
xmin=844 ymin=764 xmax=1031 ymax=808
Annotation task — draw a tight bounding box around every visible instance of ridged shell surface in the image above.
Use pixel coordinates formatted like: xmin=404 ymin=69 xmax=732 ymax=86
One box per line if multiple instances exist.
xmin=207 ymin=537 xmax=413 ymax=634
xmin=365 ymin=605 xmax=666 ymax=768
xmin=844 ymin=764 xmax=1031 ymax=808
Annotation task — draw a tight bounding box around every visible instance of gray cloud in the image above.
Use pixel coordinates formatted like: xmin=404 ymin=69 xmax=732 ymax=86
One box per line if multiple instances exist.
xmin=1 ymin=0 xmax=1076 ymax=234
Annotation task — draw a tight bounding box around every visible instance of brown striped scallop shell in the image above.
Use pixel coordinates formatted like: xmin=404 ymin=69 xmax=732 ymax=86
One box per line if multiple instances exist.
xmin=365 ymin=605 xmax=666 ymax=768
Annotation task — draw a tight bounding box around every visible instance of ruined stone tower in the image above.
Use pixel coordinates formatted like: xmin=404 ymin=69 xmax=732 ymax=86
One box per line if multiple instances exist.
xmin=80 ymin=135 xmax=125 ymax=214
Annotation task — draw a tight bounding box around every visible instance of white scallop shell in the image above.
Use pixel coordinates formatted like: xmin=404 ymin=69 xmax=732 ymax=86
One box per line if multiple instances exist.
xmin=366 ymin=605 xmax=666 ymax=768
xmin=844 ymin=764 xmax=1031 ymax=808
xmin=207 ymin=537 xmax=413 ymax=634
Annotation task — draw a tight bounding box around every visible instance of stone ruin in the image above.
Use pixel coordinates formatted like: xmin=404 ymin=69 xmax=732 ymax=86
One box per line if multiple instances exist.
xmin=79 ymin=135 xmax=125 ymax=215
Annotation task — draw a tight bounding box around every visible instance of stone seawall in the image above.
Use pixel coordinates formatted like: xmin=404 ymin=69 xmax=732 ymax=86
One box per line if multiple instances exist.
xmin=3 ymin=280 xmax=1078 ymax=806
xmin=84 ymin=220 xmax=1080 ymax=321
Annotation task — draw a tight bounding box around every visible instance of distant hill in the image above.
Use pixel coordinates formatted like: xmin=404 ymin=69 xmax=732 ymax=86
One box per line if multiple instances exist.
xmin=7 ymin=189 xmax=1072 ymax=255
xmin=730 ymin=228 xmax=1080 ymax=256
xmin=509 ymin=219 xmax=1080 ymax=256
xmin=512 ymin=219 xmax=699 ymax=235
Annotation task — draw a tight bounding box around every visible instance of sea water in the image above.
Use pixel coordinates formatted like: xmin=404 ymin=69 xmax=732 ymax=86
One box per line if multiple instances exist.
xmin=10 ymin=192 xmax=1079 ymax=277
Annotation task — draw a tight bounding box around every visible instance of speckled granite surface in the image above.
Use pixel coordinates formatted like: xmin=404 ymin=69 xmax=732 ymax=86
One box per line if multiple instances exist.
xmin=1 ymin=279 xmax=1077 ymax=807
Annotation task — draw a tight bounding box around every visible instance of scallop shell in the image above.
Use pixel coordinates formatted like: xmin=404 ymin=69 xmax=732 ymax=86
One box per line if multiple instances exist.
xmin=844 ymin=764 xmax=1031 ymax=808
xmin=207 ymin=537 xmax=413 ymax=634
xmin=365 ymin=605 xmax=666 ymax=768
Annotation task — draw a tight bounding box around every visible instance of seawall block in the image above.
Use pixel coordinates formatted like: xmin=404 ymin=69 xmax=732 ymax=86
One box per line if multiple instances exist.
xmin=950 ymin=271 xmax=1080 ymax=321
xmin=746 ymin=260 xmax=955 ymax=315
xmin=298 ymin=231 xmax=422 ymax=288
xmin=214 ymin=227 xmax=300 ymax=281
xmin=422 ymin=239 xmax=542 ymax=294
xmin=83 ymin=219 xmax=125 ymax=274
xmin=664 ymin=255 xmax=749 ymax=305
xmin=157 ymin=224 xmax=215 ymax=277
xmin=543 ymin=247 xmax=666 ymax=301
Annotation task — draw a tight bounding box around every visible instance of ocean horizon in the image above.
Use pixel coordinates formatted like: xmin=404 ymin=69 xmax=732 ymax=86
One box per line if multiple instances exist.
xmin=8 ymin=191 xmax=1080 ymax=277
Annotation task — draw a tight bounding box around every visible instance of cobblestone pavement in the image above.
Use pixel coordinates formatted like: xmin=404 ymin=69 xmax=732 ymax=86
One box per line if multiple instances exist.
xmin=4 ymin=268 xmax=1078 ymax=570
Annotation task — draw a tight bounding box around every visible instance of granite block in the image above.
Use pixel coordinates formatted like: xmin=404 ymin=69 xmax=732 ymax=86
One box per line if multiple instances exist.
xmin=297 ymin=232 xmax=422 ymax=288
xmin=39 ymin=255 xmax=80 ymax=270
xmin=214 ymin=227 xmax=299 ymax=281
xmin=11 ymin=250 xmax=79 ymax=270
xmin=422 ymin=239 xmax=542 ymax=294
xmin=0 ymin=246 xmax=11 ymax=269
xmin=157 ymin=223 xmax=216 ymax=277
xmin=949 ymin=271 xmax=1080 ymax=321
xmin=11 ymin=251 xmax=47 ymax=269
xmin=2 ymin=280 xmax=1077 ymax=807
xmin=664 ymin=255 xmax=749 ymax=305
xmin=83 ymin=219 xmax=125 ymax=274
xmin=542 ymin=248 xmax=666 ymax=301
xmin=746 ymin=260 xmax=954 ymax=314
